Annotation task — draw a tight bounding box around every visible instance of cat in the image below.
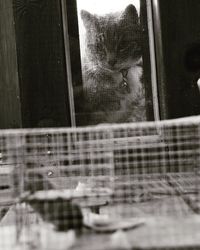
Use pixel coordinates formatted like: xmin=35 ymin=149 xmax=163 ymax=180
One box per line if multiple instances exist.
xmin=77 ymin=4 xmax=146 ymax=125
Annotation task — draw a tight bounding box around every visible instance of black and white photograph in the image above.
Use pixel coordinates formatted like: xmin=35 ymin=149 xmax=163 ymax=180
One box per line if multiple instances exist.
xmin=1 ymin=0 xmax=200 ymax=249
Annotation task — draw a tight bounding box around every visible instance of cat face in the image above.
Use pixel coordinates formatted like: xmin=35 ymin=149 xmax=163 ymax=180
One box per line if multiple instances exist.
xmin=81 ymin=4 xmax=141 ymax=72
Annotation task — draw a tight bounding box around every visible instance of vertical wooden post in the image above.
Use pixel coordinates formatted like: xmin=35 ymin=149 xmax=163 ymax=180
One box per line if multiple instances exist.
xmin=151 ymin=0 xmax=168 ymax=120
xmin=12 ymin=0 xmax=71 ymax=128
xmin=0 ymin=0 xmax=22 ymax=128
xmin=140 ymin=0 xmax=156 ymax=121
xmin=61 ymin=0 xmax=76 ymax=127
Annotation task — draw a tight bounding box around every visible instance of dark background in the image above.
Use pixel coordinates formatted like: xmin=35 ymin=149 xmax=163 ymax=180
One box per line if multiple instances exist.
xmin=159 ymin=0 xmax=200 ymax=118
xmin=13 ymin=0 xmax=71 ymax=128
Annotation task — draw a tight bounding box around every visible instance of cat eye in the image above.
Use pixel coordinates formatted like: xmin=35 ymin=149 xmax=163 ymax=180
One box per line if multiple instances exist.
xmin=119 ymin=47 xmax=128 ymax=53
xmin=118 ymin=41 xmax=132 ymax=51
xmin=130 ymin=41 xmax=137 ymax=48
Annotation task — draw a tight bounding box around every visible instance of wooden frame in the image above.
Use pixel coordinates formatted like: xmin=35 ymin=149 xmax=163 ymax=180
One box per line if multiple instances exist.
xmin=0 ymin=0 xmax=22 ymax=128
xmin=150 ymin=0 xmax=168 ymax=120
xmin=61 ymin=0 xmax=157 ymax=126
xmin=0 ymin=0 xmax=162 ymax=128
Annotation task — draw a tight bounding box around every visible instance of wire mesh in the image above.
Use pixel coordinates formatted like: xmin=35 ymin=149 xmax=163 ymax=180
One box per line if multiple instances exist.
xmin=1 ymin=116 xmax=200 ymax=249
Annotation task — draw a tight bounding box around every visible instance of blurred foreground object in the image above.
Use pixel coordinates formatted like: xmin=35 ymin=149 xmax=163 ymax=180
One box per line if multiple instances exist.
xmin=22 ymin=172 xmax=83 ymax=232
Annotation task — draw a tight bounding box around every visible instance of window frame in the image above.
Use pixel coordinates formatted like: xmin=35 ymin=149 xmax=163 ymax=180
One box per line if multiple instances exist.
xmin=61 ymin=0 xmax=162 ymax=126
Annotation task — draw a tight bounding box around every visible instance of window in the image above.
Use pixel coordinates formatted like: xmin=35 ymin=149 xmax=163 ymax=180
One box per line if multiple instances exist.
xmin=2 ymin=0 xmax=155 ymax=128
xmin=63 ymin=0 xmax=155 ymax=126
xmin=2 ymin=0 xmax=199 ymax=128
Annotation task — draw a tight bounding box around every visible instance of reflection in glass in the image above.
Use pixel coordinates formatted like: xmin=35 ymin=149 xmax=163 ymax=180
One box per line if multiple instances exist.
xmin=75 ymin=0 xmax=147 ymax=125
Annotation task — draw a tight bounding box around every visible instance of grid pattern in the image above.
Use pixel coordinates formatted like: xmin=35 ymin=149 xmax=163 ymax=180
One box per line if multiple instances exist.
xmin=0 ymin=116 xmax=200 ymax=249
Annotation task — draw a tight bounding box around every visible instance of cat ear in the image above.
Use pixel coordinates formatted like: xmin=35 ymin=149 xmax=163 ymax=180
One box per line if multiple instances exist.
xmin=122 ymin=4 xmax=139 ymax=25
xmin=80 ymin=10 xmax=97 ymax=30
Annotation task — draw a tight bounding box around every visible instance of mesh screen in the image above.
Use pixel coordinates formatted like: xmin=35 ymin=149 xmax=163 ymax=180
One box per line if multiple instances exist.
xmin=1 ymin=116 xmax=200 ymax=249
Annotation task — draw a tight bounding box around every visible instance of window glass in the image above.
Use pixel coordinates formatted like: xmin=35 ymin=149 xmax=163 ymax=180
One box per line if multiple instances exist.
xmin=73 ymin=0 xmax=151 ymax=126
